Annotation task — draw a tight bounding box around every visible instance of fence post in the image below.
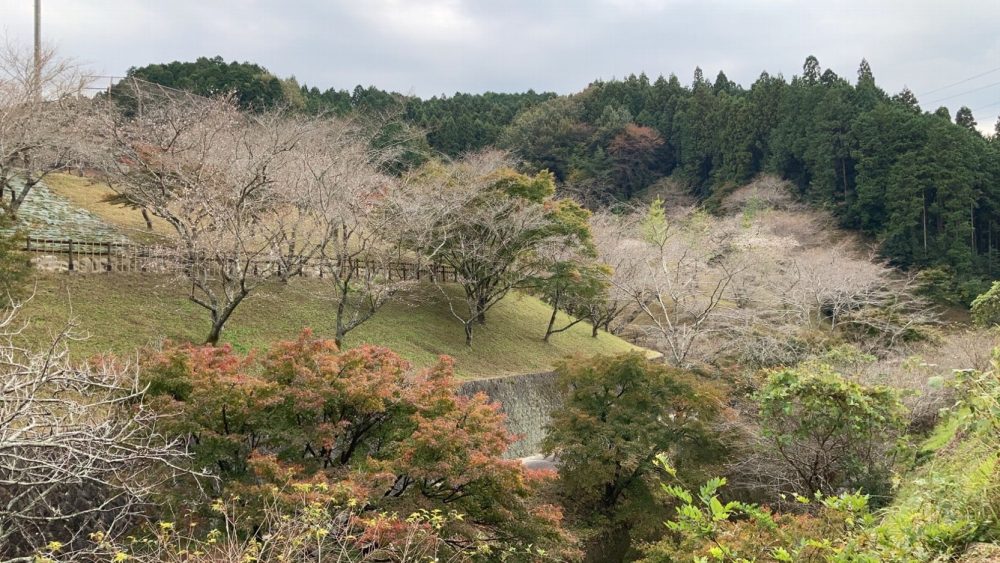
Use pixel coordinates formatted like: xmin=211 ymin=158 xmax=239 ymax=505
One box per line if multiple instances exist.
xmin=106 ymin=242 xmax=113 ymax=272
xmin=25 ymin=238 xmax=30 ymax=252
xmin=67 ymin=239 xmax=74 ymax=272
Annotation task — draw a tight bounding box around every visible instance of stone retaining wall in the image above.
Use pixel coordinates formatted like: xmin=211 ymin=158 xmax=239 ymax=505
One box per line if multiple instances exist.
xmin=458 ymin=371 xmax=563 ymax=459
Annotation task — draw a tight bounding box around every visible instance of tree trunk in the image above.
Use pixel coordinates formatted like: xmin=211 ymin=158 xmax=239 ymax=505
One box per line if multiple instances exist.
xmin=971 ymin=201 xmax=976 ymax=254
xmin=7 ymin=179 xmax=34 ymax=219
xmin=841 ymin=158 xmax=849 ymax=202
xmin=922 ymin=196 xmax=928 ymax=256
xmin=206 ymin=319 xmax=225 ymax=345
xmin=544 ymin=302 xmax=559 ymax=343
xmin=476 ymin=296 xmax=487 ymax=324
xmin=464 ymin=321 xmax=474 ymax=347
xmin=335 ymin=283 xmax=348 ymax=349
xmin=141 ymin=208 xmax=153 ymax=230
xmin=204 ymin=295 xmax=244 ymax=345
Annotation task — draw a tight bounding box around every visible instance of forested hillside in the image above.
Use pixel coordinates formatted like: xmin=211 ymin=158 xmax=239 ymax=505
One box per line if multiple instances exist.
xmin=120 ymin=55 xmax=1000 ymax=301
xmin=512 ymin=59 xmax=1000 ymax=303
xmin=6 ymin=40 xmax=1000 ymax=560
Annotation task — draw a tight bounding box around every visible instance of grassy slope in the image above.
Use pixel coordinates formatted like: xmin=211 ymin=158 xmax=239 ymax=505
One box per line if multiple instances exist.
xmin=23 ymin=273 xmax=644 ymax=378
xmin=43 ymin=173 xmax=174 ymax=243
xmin=873 ymin=412 xmax=998 ymax=554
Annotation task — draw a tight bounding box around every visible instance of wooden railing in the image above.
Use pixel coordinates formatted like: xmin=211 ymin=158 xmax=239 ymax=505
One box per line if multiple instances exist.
xmin=23 ymin=237 xmax=459 ymax=280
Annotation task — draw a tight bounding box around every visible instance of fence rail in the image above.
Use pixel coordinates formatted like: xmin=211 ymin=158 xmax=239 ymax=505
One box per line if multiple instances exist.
xmin=23 ymin=237 xmax=459 ymax=281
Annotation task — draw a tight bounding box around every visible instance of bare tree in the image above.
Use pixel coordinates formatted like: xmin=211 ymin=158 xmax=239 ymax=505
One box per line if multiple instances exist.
xmin=708 ymin=206 xmax=937 ymax=366
xmin=0 ymin=42 xmax=88 ymax=217
xmin=585 ymin=210 xmax=648 ymax=337
xmin=94 ymin=84 xmax=333 ymax=344
xmin=0 ymin=304 xmax=182 ymax=560
xmin=398 ymin=152 xmax=578 ymax=346
xmin=758 ymin=242 xmax=935 ymax=351
xmin=303 ymin=121 xmax=412 ymax=347
xmin=612 ymin=205 xmax=744 ymax=366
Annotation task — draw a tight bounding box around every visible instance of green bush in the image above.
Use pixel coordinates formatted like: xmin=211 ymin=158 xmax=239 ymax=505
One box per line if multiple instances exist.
xmin=971 ymin=281 xmax=1000 ymax=327
xmin=0 ymin=220 xmax=30 ymax=308
xmin=757 ymin=362 xmax=909 ymax=501
xmin=542 ymin=353 xmax=727 ymax=558
xmin=640 ymin=455 xmax=875 ymax=563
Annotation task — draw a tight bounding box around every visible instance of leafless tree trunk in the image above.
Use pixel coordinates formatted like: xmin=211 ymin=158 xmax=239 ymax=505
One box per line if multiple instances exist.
xmin=303 ymin=121 xmax=412 ymax=347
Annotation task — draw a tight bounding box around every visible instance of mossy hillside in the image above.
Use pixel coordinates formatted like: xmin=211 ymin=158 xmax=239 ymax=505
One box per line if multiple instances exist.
xmin=869 ymin=410 xmax=1000 ymax=555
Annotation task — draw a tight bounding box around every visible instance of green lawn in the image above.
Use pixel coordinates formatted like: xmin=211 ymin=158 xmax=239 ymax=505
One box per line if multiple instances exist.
xmin=22 ymin=273 xmax=645 ymax=378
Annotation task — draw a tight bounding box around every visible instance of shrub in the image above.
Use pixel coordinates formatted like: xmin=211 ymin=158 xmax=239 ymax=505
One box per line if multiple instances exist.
xmin=140 ymin=331 xmax=579 ymax=560
xmin=640 ymin=455 xmax=874 ymax=563
xmin=65 ymin=485 xmax=483 ymax=563
xmin=971 ymin=281 xmax=1000 ymax=328
xmin=542 ymin=353 xmax=726 ymax=557
xmin=753 ymin=362 xmax=909 ymax=502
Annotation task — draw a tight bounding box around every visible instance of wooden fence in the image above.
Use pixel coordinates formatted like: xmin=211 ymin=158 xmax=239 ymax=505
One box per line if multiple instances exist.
xmin=23 ymin=237 xmax=459 ymax=281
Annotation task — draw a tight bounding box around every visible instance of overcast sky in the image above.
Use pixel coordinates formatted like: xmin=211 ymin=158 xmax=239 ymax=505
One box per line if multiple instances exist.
xmin=2 ymin=0 xmax=999 ymax=131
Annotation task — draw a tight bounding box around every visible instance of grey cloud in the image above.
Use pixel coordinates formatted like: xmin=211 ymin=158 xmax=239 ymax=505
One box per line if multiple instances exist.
xmin=1 ymin=0 xmax=998 ymax=128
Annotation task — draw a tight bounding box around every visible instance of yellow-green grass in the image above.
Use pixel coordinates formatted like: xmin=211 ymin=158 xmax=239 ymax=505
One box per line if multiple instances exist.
xmin=44 ymin=173 xmax=175 ymax=242
xmin=22 ymin=273 xmax=646 ymax=379
xmin=873 ymin=411 xmax=998 ymax=547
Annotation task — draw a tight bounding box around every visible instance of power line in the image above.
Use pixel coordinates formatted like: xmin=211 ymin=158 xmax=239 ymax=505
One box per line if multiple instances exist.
xmin=972 ymin=99 xmax=1000 ymax=113
xmin=918 ymin=65 xmax=1000 ymax=97
xmin=924 ymin=79 xmax=1000 ymax=105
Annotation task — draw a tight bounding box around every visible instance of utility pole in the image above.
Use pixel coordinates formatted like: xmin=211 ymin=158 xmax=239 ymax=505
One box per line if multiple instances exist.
xmin=33 ymin=0 xmax=41 ymax=100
